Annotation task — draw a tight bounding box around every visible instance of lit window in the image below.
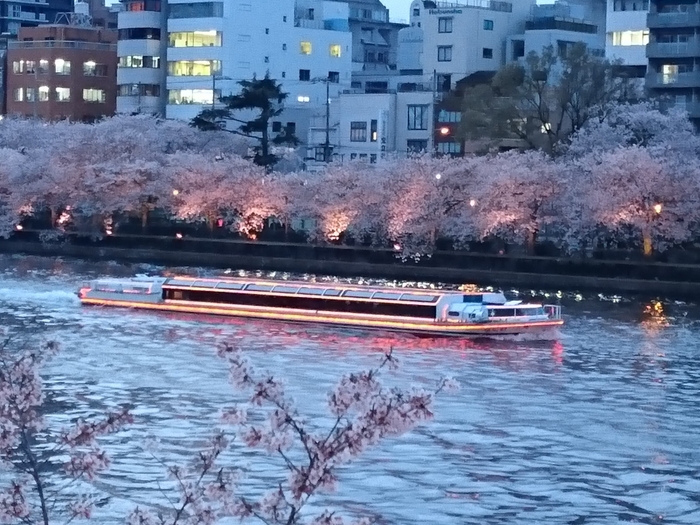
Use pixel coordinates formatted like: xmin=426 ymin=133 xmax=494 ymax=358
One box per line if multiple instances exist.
xmin=55 ymin=87 xmax=70 ymax=101
xmin=330 ymin=44 xmax=341 ymax=57
xmin=83 ymin=61 xmax=108 ymax=76
xmin=168 ymin=31 xmax=222 ymax=47
xmin=611 ymin=30 xmax=649 ymax=46
xmin=12 ymin=60 xmax=23 ymax=73
xmin=39 ymin=60 xmax=48 ymax=74
xmin=83 ymin=88 xmax=106 ymax=103
xmin=38 ymin=86 xmax=49 ymax=102
xmin=13 ymin=88 xmax=23 ymax=102
xmin=300 ymin=41 xmax=312 ymax=55
xmin=167 ymin=60 xmax=220 ymax=76
xmin=54 ymin=58 xmax=71 ymax=75
xmin=167 ymin=89 xmax=217 ymax=105
xmin=297 ymin=95 xmax=310 ymax=103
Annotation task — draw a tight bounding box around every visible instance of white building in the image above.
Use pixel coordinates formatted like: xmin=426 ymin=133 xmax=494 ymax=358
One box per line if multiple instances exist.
xmin=605 ymin=0 xmax=648 ymax=79
xmin=116 ymin=0 xmax=166 ymax=115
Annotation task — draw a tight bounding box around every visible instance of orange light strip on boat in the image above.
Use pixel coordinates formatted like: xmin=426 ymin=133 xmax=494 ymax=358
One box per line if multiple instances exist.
xmin=80 ymin=298 xmax=564 ymax=332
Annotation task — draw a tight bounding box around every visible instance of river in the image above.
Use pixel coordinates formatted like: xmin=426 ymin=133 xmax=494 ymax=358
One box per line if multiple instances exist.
xmin=1 ymin=254 xmax=699 ymax=525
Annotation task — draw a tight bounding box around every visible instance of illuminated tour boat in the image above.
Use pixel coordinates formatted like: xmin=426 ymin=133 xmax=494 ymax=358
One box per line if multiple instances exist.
xmin=77 ymin=276 xmax=563 ymax=337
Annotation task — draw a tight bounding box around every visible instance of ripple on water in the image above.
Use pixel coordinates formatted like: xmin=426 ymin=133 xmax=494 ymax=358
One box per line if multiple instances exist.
xmin=0 ymin=255 xmax=700 ymax=525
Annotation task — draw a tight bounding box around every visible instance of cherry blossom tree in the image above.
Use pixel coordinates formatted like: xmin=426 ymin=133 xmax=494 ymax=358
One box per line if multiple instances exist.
xmin=471 ymin=150 xmax=563 ymax=253
xmin=574 ymin=145 xmax=699 ymax=255
xmin=0 ymin=338 xmax=132 ymax=525
xmin=128 ymin=345 xmax=458 ymax=525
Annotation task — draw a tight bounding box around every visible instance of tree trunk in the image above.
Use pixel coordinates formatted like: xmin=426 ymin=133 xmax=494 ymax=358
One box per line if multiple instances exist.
xmin=50 ymin=207 xmax=57 ymax=228
xmin=526 ymin=229 xmax=536 ymax=255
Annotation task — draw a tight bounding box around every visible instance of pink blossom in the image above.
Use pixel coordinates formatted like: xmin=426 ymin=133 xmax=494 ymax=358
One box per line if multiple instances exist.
xmin=67 ymin=497 xmax=93 ymax=520
xmin=221 ymin=406 xmax=247 ymax=425
xmin=126 ymin=507 xmax=160 ymax=525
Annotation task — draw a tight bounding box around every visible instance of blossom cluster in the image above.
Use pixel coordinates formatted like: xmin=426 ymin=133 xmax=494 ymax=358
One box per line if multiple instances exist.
xmin=0 ymin=102 xmax=698 ymax=255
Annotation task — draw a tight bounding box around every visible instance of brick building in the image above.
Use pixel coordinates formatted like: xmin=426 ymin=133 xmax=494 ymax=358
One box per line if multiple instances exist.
xmin=6 ymin=23 xmax=117 ymax=121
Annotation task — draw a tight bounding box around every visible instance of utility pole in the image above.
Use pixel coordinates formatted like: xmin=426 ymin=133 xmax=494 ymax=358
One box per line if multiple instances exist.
xmin=33 ymin=66 xmax=38 ymax=119
xmin=324 ymin=78 xmax=331 ymax=162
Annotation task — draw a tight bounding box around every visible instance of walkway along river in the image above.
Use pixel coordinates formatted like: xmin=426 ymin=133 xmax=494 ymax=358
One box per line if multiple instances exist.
xmin=1 ymin=254 xmax=700 ymax=524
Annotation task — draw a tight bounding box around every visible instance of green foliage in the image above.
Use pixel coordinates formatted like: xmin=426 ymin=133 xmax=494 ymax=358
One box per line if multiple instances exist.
xmin=191 ymin=74 xmax=300 ymax=169
xmin=460 ymin=43 xmax=639 ymax=155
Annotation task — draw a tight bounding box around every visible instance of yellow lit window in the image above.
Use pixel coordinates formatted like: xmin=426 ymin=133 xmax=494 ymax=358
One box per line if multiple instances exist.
xmin=300 ymin=41 xmax=312 ymax=55
xmin=611 ymin=30 xmax=649 ymax=46
xmin=330 ymin=44 xmax=341 ymax=57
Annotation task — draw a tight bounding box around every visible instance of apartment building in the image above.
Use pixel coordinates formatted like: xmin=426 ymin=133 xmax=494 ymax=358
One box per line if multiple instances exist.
xmin=0 ymin=0 xmax=73 ymax=35
xmin=6 ymin=22 xmax=117 ymax=120
xmin=646 ymin=0 xmax=700 ymax=123
xmin=606 ymin=0 xmax=648 ymax=79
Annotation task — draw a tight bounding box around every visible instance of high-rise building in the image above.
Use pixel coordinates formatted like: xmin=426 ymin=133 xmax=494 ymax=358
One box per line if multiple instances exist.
xmin=606 ymin=0 xmax=648 ymax=80
xmin=0 ymin=0 xmax=73 ymax=36
xmin=646 ymin=0 xmax=700 ymax=123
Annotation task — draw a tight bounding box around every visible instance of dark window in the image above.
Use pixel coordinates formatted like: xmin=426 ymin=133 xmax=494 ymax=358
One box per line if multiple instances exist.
xmin=483 ymin=19 xmax=494 ymax=30
xmin=370 ymin=119 xmax=378 ymax=142
xmin=438 ymin=45 xmax=452 ymax=62
xmin=286 ymin=122 xmax=296 ymax=135
xmin=483 ymin=48 xmax=493 ymax=59
xmin=437 ymin=73 xmax=451 ymax=91
xmin=162 ymin=289 xmax=437 ymax=318
xmin=407 ymin=105 xmax=429 ymax=130
xmin=328 ymin=71 xmax=339 ymax=83
xmin=463 ymin=295 xmax=483 ymax=303
xmin=407 ymin=139 xmax=427 ymax=153
xmin=168 ymin=1 xmax=223 ymax=18
xmin=299 ymin=69 xmax=310 ymax=81
xmin=350 ymin=121 xmax=367 ymax=142
xmin=370 ymin=154 xmax=377 ymax=163
xmin=272 ymin=121 xmax=282 ymax=132
xmin=118 ymin=28 xmax=161 ymax=39
xmin=413 ymin=7 xmax=420 ymax=16
xmin=438 ymin=17 xmax=453 ymax=33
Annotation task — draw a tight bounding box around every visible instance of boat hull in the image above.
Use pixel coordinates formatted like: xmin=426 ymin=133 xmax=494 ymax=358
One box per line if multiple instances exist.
xmin=79 ymin=297 xmax=564 ymax=337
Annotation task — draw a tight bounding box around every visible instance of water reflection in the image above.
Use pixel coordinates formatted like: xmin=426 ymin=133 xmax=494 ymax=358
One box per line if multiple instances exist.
xmin=1 ymin=255 xmax=700 ymax=524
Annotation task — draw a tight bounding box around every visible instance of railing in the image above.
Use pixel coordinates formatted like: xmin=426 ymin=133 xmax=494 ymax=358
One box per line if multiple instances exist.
xmin=544 ymin=305 xmax=562 ymax=320
xmin=429 ymin=0 xmax=513 ymax=13
xmin=8 ymin=40 xmax=116 ymax=51
xmin=647 ymin=10 xmax=700 ymax=27
xmin=647 ymin=71 xmax=700 ymax=88
xmin=646 ymin=39 xmax=700 ymax=58
xmin=294 ymin=18 xmax=324 ymax=30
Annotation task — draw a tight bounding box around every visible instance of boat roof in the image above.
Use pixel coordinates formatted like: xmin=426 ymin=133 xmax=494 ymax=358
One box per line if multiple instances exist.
xmin=161 ymin=276 xmax=461 ymax=305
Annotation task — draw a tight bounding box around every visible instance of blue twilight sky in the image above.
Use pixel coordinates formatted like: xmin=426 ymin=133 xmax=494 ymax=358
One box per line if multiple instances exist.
xmin=384 ymin=0 xmax=412 ymax=22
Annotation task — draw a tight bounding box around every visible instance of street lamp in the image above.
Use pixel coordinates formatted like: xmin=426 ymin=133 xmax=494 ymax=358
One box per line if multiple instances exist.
xmin=172 ymin=189 xmax=180 ymax=196
xmin=435 ymin=173 xmax=442 ymax=180
xmin=653 ymin=203 xmax=662 ymax=214
xmin=469 ymin=199 xmax=477 ymax=207
xmin=439 ymin=126 xmax=450 ymax=136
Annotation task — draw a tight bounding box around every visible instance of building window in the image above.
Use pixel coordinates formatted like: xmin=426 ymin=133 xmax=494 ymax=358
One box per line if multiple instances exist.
xmin=297 ymin=95 xmax=310 ymax=103
xmin=168 ymin=2 xmax=223 ymax=18
xmin=83 ymin=88 xmax=106 ymax=103
xmin=328 ymin=71 xmax=339 ymax=83
xmin=38 ymin=86 xmax=49 ymax=102
xmin=54 ymin=59 xmax=70 ymax=75
xmin=370 ymin=154 xmax=377 ymax=164
xmin=350 ymin=121 xmax=367 ymax=142
xmin=438 ymin=17 xmax=453 ymax=33
xmin=119 ymin=28 xmax=161 ymax=40
xmin=438 ymin=110 xmax=461 ymax=123
xmin=168 ymin=31 xmax=222 ymax=47
xmin=482 ymin=48 xmax=493 ymax=59
xmin=167 ymin=89 xmax=218 ymax=104
xmin=437 ymin=45 xmax=452 ymax=62
xmin=330 ymin=44 xmax=342 ymax=57
xmin=407 ymin=139 xmax=428 ymax=153
xmin=25 ymin=60 xmax=36 ymax=74
xmin=168 ymin=60 xmax=220 ymax=76
xmin=264 ymin=56 xmax=269 ymax=63
xmin=25 ymin=88 xmax=35 ymax=102
xmin=83 ymin=61 xmax=108 ymax=76
xmin=272 ymin=121 xmax=282 ymax=132
xmin=55 ymin=87 xmax=70 ymax=102
xmin=407 ymin=105 xmax=429 ymax=130
xmin=300 ymin=41 xmax=312 ymax=55
xmin=299 ymin=69 xmax=310 ymax=81
xmin=611 ymin=30 xmax=649 ymax=46
xmin=282 ymin=43 xmax=287 ymax=50
xmin=314 ymin=147 xmax=325 ymax=161
xmin=13 ymin=88 xmax=23 ymax=102
xmin=413 ymin=7 xmax=419 ymax=16
xmin=437 ymin=142 xmax=462 ymax=154
xmin=12 ymin=61 xmax=23 ymax=73
xmin=483 ymin=19 xmax=494 ymax=30
xmin=370 ymin=119 xmax=377 ymax=142
xmin=265 ymin=28 xmax=269 ymax=34
xmin=613 ymin=0 xmax=649 ymax=11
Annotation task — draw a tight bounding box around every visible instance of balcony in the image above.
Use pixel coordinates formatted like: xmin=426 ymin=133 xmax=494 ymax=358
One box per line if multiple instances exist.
xmin=9 ymin=40 xmax=116 ymax=51
xmin=647 ymin=10 xmax=700 ymax=28
xmin=647 ymin=39 xmax=700 ymax=58
xmin=646 ymin=71 xmax=700 ymax=89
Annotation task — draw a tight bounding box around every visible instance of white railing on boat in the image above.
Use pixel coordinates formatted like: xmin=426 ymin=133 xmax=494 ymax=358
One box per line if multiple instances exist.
xmin=544 ymin=305 xmax=562 ymax=320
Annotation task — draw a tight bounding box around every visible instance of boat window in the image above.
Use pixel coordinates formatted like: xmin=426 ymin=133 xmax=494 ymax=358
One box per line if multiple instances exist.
xmin=493 ymin=308 xmax=515 ymax=317
xmin=168 ymin=279 xmax=195 ymax=286
xmin=323 ymin=289 xmax=342 ymax=297
xmin=246 ymin=284 xmax=274 ymax=292
xmin=193 ymin=281 xmax=216 ymax=289
xmin=400 ymin=293 xmax=439 ymax=303
xmin=273 ymin=286 xmax=300 ymax=293
xmin=299 ymin=287 xmax=325 ymax=295
xmin=516 ymin=308 xmax=538 ymax=316
xmin=373 ymin=292 xmax=402 ymax=300
xmin=343 ymin=290 xmax=373 ymax=299
xmin=463 ymin=294 xmax=483 ymax=303
xmin=216 ymin=282 xmax=244 ymax=290
xmin=448 ymin=311 xmax=460 ymax=317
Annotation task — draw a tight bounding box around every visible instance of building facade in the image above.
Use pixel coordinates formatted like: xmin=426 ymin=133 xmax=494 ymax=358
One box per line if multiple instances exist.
xmin=116 ymin=0 xmax=165 ymax=115
xmin=646 ymin=0 xmax=700 ymax=123
xmin=0 ymin=0 xmax=73 ymax=35
xmin=6 ymin=24 xmax=117 ymax=120
xmin=606 ymin=0 xmax=648 ymax=79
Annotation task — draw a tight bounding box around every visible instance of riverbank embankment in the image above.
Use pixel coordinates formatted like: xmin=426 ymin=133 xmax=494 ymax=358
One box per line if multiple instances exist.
xmin=2 ymin=232 xmax=700 ymax=298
